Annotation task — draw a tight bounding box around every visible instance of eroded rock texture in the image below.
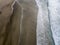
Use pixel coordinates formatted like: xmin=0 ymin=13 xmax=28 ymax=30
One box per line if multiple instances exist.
xmin=0 ymin=0 xmax=21 ymax=45
xmin=18 ymin=0 xmax=38 ymax=45
xmin=0 ymin=0 xmax=15 ymax=45
xmin=0 ymin=0 xmax=38 ymax=45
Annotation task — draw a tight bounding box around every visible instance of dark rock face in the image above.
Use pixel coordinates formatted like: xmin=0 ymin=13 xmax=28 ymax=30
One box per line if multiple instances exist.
xmin=0 ymin=0 xmax=14 ymax=45
xmin=0 ymin=0 xmax=38 ymax=45
xmin=18 ymin=0 xmax=38 ymax=45
xmin=0 ymin=0 xmax=22 ymax=45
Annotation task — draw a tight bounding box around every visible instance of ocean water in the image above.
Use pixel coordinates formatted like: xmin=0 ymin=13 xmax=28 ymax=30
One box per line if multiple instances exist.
xmin=48 ymin=0 xmax=60 ymax=45
xmin=35 ymin=0 xmax=55 ymax=45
